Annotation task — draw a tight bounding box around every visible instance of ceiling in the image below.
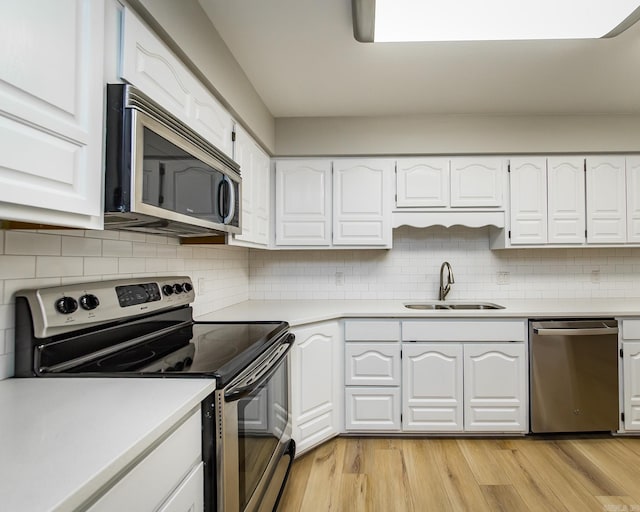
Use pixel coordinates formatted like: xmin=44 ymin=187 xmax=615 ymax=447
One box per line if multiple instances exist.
xmin=198 ymin=0 xmax=640 ymax=118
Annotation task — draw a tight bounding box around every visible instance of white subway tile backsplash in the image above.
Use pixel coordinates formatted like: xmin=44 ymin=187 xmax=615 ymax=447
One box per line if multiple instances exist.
xmin=118 ymin=258 xmax=146 ymax=274
xmin=5 ymin=231 xmax=61 ymax=255
xmin=61 ymin=236 xmax=102 ymax=257
xmin=133 ymin=242 xmax=157 ymax=258
xmin=83 ymin=257 xmax=119 ymax=275
xmin=36 ymin=256 xmax=83 ymax=278
xmin=102 ymin=240 xmax=133 ymax=257
xmin=0 ymin=256 xmax=36 ymax=280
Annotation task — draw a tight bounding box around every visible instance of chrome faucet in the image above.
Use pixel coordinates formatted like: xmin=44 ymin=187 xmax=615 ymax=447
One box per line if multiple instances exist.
xmin=439 ymin=261 xmax=455 ymax=301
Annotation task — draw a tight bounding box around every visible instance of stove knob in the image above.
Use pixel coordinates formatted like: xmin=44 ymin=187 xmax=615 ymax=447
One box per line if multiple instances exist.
xmin=55 ymin=296 xmax=78 ymax=315
xmin=162 ymin=285 xmax=174 ymax=296
xmin=182 ymin=282 xmax=193 ymax=293
xmin=173 ymin=283 xmax=184 ymax=294
xmin=79 ymin=294 xmax=100 ymax=311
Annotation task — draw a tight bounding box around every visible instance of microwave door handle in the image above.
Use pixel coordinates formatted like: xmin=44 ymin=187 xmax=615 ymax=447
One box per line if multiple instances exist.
xmin=224 ymin=333 xmax=294 ymax=403
xmin=217 ymin=176 xmax=235 ymax=223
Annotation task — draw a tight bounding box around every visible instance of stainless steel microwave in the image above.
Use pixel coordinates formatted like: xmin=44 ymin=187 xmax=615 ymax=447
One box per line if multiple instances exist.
xmin=104 ymin=84 xmax=241 ymax=237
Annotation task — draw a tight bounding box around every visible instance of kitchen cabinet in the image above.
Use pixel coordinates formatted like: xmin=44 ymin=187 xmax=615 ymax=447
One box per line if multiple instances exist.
xmin=333 ymin=159 xmax=393 ymax=246
xmin=401 ymin=319 xmax=528 ymax=433
xmin=121 ymin=7 xmax=234 ymax=158
xmin=88 ymin=409 xmax=203 ymax=512
xmin=290 ymin=321 xmax=342 ymax=455
xmin=275 ymin=160 xmax=332 ymax=246
xmin=548 ymin=156 xmax=586 ymax=244
xmin=450 ymin=157 xmax=505 ymax=208
xmin=509 ymin=157 xmax=548 ymax=245
xmin=402 ymin=343 xmax=463 ymax=432
xmin=586 ymin=156 xmax=627 ymax=244
xmin=231 ymin=126 xmax=271 ymax=247
xmin=395 ymin=158 xmax=449 ymax=208
xmin=0 ymin=0 xmax=105 ymax=229
xmin=621 ymin=320 xmax=640 ymax=431
xmin=344 ymin=320 xmax=401 ymax=432
xmin=627 ymin=156 xmax=640 ymax=243
xmin=275 ymin=158 xmax=393 ymax=248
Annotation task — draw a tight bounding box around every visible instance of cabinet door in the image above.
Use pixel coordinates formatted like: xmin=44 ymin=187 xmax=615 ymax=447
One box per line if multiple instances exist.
xmin=547 ymin=157 xmax=586 ymax=244
xmin=396 ymin=158 xmax=449 ymax=208
xmin=464 ymin=343 xmax=527 ymax=432
xmin=509 ymin=158 xmax=548 ymax=245
xmin=290 ymin=322 xmax=341 ymax=455
xmin=345 ymin=343 xmax=401 ymax=386
xmin=275 ymin=160 xmax=331 ymax=246
xmin=627 ymin=156 xmax=640 ymax=243
xmin=623 ymin=341 xmax=640 ymax=431
xmin=450 ymin=157 xmax=505 ymax=208
xmin=345 ymin=387 xmax=401 ymax=431
xmin=233 ymin=126 xmax=270 ymax=246
xmin=402 ymin=344 xmax=463 ymax=432
xmin=0 ymin=0 xmax=104 ymax=228
xmin=586 ymin=156 xmax=627 ymax=244
xmin=121 ymin=8 xmax=234 ymax=157
xmin=156 ymin=463 xmax=204 ymax=512
xmin=333 ymin=159 xmax=393 ymax=246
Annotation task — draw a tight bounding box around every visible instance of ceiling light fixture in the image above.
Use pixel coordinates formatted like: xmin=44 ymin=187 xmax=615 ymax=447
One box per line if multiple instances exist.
xmin=352 ymin=0 xmax=640 ymax=42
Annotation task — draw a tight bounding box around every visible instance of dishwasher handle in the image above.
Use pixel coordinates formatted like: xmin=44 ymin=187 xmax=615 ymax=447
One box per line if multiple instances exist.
xmin=533 ymin=327 xmax=618 ymax=336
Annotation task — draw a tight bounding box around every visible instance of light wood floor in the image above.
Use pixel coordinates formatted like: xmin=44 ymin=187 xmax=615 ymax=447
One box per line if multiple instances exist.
xmin=278 ymin=436 xmax=640 ymax=512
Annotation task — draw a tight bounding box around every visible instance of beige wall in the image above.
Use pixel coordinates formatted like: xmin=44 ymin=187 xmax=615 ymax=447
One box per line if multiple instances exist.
xmin=275 ymin=114 xmax=640 ymax=156
xmin=131 ymin=0 xmax=276 ymax=153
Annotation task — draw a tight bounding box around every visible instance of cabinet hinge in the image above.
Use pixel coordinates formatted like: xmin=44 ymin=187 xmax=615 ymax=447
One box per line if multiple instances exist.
xmin=400 ymin=413 xmax=403 ymax=423
xmin=508 ymin=230 xmax=511 ymax=239
xmin=585 ymin=229 xmax=588 ymax=238
xmin=231 ymin=130 xmax=236 ymax=142
xmin=400 ymin=349 xmax=403 ymax=359
xmin=622 ymin=412 xmax=625 ymax=422
xmin=507 ymin=163 xmax=511 ymax=173
xmin=620 ymin=348 xmax=624 ymax=357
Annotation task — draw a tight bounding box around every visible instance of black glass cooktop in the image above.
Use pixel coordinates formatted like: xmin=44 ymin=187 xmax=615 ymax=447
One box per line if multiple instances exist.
xmin=51 ymin=321 xmax=289 ymax=387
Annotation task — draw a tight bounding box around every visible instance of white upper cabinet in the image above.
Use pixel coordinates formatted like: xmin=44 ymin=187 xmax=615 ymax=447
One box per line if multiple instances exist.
xmin=275 ymin=160 xmax=332 ymax=246
xmin=121 ymin=7 xmax=234 ymax=158
xmin=450 ymin=157 xmax=505 ymax=208
xmin=396 ymin=158 xmax=449 ymax=208
xmin=333 ymin=159 xmax=393 ymax=246
xmin=0 ymin=0 xmax=105 ymax=229
xmin=232 ymin=126 xmax=270 ymax=246
xmin=626 ymin=156 xmax=640 ymax=243
xmin=547 ymin=156 xmax=586 ymax=244
xmin=509 ymin=157 xmax=548 ymax=245
xmin=586 ymin=156 xmax=627 ymax=244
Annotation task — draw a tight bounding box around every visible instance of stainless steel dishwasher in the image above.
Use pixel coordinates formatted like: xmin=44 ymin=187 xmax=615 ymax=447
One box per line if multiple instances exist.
xmin=529 ymin=319 xmax=619 ymax=433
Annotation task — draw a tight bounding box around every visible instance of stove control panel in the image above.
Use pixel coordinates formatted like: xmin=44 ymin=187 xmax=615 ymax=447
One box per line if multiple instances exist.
xmin=16 ymin=276 xmax=195 ymax=338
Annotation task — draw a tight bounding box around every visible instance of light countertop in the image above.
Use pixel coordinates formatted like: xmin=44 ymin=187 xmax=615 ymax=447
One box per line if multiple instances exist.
xmin=0 ymin=378 xmax=215 ymax=512
xmin=197 ymin=298 xmax=640 ymax=326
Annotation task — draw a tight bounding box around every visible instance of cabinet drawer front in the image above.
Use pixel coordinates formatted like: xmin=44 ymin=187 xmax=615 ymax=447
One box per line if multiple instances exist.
xmin=157 ymin=463 xmax=204 ymax=512
xmin=623 ymin=319 xmax=640 ymax=340
xmin=345 ymin=343 xmax=401 ymax=386
xmin=88 ymin=409 xmax=201 ymax=512
xmin=402 ymin=319 xmax=526 ymax=342
xmin=345 ymin=387 xmax=401 ymax=431
xmin=344 ymin=320 xmax=400 ymax=341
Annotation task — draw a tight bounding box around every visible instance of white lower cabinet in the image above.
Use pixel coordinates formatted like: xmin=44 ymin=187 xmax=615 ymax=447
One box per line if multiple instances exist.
xmin=464 ymin=343 xmax=527 ymax=432
xmin=402 ymin=343 xmax=464 ymax=432
xmin=290 ymin=321 xmax=342 ymax=455
xmin=345 ymin=387 xmax=401 ymax=431
xmin=88 ymin=409 xmax=203 ymax=512
xmin=621 ymin=319 xmax=640 ymax=431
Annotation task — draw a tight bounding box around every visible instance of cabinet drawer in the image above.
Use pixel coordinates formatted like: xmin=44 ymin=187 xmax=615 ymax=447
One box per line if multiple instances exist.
xmin=157 ymin=462 xmax=204 ymax=512
xmin=623 ymin=319 xmax=640 ymax=340
xmin=344 ymin=320 xmax=400 ymax=341
xmin=88 ymin=409 xmax=201 ymax=512
xmin=345 ymin=343 xmax=401 ymax=386
xmin=345 ymin=387 xmax=401 ymax=431
xmin=402 ymin=319 xmax=526 ymax=342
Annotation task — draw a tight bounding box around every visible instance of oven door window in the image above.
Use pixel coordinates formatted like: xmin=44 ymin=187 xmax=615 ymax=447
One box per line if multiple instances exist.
xmin=236 ymin=359 xmax=289 ymax=510
xmin=142 ymin=127 xmax=236 ymax=224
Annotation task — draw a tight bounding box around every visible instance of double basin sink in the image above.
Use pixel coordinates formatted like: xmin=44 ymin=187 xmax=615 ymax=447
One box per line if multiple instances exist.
xmin=404 ymin=301 xmax=505 ymax=310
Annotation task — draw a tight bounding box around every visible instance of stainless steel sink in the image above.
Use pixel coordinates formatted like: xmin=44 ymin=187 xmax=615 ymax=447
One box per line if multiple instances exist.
xmin=404 ymin=302 xmax=505 ymax=310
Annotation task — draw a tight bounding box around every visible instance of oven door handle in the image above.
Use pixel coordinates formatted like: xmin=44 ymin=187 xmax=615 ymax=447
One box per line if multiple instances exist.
xmin=224 ymin=333 xmax=295 ymax=403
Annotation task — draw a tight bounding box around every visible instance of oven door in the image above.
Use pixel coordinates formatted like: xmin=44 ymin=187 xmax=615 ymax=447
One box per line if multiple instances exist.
xmin=216 ymin=333 xmax=294 ymax=512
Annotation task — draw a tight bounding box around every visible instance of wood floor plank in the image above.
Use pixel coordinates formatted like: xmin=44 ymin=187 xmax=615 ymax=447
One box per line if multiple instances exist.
xmin=278 ymin=436 xmax=640 ymax=512
xmin=480 ymin=484 xmax=532 ymax=512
